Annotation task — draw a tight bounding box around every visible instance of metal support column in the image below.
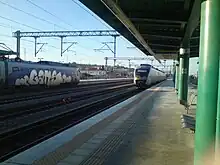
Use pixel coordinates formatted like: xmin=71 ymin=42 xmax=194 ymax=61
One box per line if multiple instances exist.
xmin=105 ymin=57 xmax=108 ymax=70
xmin=216 ymin=60 xmax=220 ymax=158
xmin=16 ymin=31 xmax=20 ymax=58
xmin=178 ymin=56 xmax=183 ymax=99
xmin=113 ymin=36 xmax=116 ymax=67
xmin=194 ymin=0 xmax=220 ymax=164
xmin=60 ymin=37 xmax=63 ymax=57
xmin=179 ymin=48 xmax=189 ymax=105
xmin=128 ymin=59 xmax=131 ymax=69
xmin=175 ymin=63 xmax=179 ymax=92
xmin=34 ymin=37 xmax=37 ymax=57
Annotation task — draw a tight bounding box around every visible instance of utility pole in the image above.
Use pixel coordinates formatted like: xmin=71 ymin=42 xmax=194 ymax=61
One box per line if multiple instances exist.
xmin=16 ymin=30 xmax=20 ymax=58
xmin=113 ymin=36 xmax=116 ymax=67
xmin=38 ymin=57 xmax=43 ymax=61
xmin=105 ymin=57 xmax=108 ymax=71
xmin=60 ymin=39 xmax=77 ymax=57
xmin=34 ymin=37 xmax=47 ymax=57
xmin=24 ymin=48 xmax=26 ymax=60
xmin=94 ymin=35 xmax=119 ymax=67
xmin=128 ymin=59 xmax=131 ymax=69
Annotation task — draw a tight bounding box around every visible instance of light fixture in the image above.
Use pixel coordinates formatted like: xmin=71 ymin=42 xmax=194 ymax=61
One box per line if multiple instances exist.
xmin=179 ymin=48 xmax=185 ymax=55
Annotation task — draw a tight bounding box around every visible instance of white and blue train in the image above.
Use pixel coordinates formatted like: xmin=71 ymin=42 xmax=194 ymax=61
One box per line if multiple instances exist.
xmin=0 ymin=58 xmax=80 ymax=88
xmin=134 ymin=64 xmax=166 ymax=88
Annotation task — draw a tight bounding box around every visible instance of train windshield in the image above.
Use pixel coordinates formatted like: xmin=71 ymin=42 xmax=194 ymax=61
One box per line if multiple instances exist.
xmin=135 ymin=69 xmax=150 ymax=77
xmin=140 ymin=64 xmax=151 ymax=67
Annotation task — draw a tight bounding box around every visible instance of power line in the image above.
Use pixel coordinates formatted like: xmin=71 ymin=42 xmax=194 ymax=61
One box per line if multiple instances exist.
xmin=0 ymin=0 xmax=66 ymax=30
xmin=0 ymin=33 xmax=13 ymax=38
xmin=0 ymin=29 xmax=89 ymax=59
xmin=0 ymin=16 xmax=62 ymax=48
xmin=72 ymin=0 xmax=137 ymax=52
xmin=0 ymin=22 xmax=25 ymax=31
xmin=26 ymin=0 xmax=103 ymax=45
xmin=26 ymin=0 xmax=74 ymax=29
xmin=0 ymin=16 xmax=140 ymax=60
xmin=71 ymin=0 xmax=111 ymax=30
xmin=0 ymin=23 xmax=10 ymax=29
xmin=0 ymin=33 xmax=34 ymax=45
xmin=0 ymin=35 xmax=33 ymax=51
xmin=0 ymin=15 xmax=41 ymax=31
xmin=77 ymin=44 xmax=94 ymax=51
xmin=0 ymin=1 xmax=112 ymax=58
xmin=70 ymin=0 xmax=113 ymax=44
xmin=21 ymin=38 xmax=34 ymax=43
xmin=0 ymin=25 xmax=90 ymax=56
xmin=0 ymin=5 xmax=64 ymax=43
xmin=70 ymin=1 xmax=137 ymax=52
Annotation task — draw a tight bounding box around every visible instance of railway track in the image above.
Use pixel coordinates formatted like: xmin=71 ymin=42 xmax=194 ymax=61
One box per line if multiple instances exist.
xmin=0 ymin=79 xmax=132 ymax=104
xmin=0 ymin=83 xmax=134 ymax=119
xmin=0 ymin=85 xmax=141 ymax=162
xmin=1 ymin=78 xmax=133 ymax=96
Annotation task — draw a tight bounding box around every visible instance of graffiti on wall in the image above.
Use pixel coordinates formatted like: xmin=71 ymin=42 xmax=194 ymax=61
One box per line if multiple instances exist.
xmin=15 ymin=69 xmax=73 ymax=86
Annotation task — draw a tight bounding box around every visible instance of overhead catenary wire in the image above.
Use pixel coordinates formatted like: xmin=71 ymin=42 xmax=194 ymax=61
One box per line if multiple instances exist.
xmin=70 ymin=0 xmax=135 ymax=46
xmin=0 ymin=15 xmax=41 ymax=31
xmin=71 ymin=0 xmax=111 ymax=30
xmin=0 ymin=18 xmax=60 ymax=49
xmin=70 ymin=0 xmax=113 ymax=44
xmin=0 ymin=21 xmax=93 ymax=54
xmin=0 ymin=0 xmax=119 ymax=58
xmin=0 ymin=0 xmax=66 ymax=30
xmin=26 ymin=0 xmax=105 ymax=45
xmin=71 ymin=0 xmax=151 ymax=60
xmin=26 ymin=0 xmax=74 ymax=29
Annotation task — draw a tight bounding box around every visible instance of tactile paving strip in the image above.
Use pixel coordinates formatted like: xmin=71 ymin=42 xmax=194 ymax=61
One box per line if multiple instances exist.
xmin=80 ymin=90 xmax=158 ymax=165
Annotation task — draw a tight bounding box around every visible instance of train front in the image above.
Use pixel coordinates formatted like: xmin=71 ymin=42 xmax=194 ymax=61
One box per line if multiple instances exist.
xmin=134 ymin=67 xmax=150 ymax=88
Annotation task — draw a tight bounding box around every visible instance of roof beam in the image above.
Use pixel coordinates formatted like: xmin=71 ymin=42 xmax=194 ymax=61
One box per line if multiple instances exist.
xmin=148 ymin=43 xmax=180 ymax=48
xmin=141 ymin=31 xmax=183 ymax=37
xmin=136 ymin=23 xmax=181 ymax=28
xmin=190 ymin=45 xmax=199 ymax=48
xmin=181 ymin=0 xmax=201 ymax=46
xmin=191 ymin=36 xmax=199 ymax=40
xmin=142 ymin=34 xmax=182 ymax=40
xmin=145 ymin=40 xmax=181 ymax=46
xmin=101 ymin=0 xmax=162 ymax=62
xmin=129 ymin=18 xmax=186 ymax=24
xmin=184 ymin=0 xmax=192 ymax=10
xmin=157 ymin=53 xmax=178 ymax=60
xmin=153 ymin=50 xmax=178 ymax=53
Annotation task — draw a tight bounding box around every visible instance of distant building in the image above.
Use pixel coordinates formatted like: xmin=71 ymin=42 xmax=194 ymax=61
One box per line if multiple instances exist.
xmin=80 ymin=66 xmax=106 ymax=79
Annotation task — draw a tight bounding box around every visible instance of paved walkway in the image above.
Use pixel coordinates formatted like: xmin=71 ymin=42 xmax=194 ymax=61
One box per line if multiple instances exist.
xmin=103 ymin=80 xmax=195 ymax=165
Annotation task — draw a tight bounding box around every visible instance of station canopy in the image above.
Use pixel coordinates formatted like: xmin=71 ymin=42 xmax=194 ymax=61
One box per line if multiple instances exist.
xmin=79 ymin=0 xmax=200 ymax=63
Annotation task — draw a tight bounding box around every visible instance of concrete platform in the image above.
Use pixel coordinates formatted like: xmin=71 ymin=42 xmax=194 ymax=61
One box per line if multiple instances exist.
xmin=1 ymin=80 xmax=194 ymax=165
xmin=79 ymin=78 xmax=132 ymax=85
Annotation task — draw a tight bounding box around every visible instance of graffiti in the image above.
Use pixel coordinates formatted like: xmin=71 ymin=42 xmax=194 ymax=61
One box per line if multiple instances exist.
xmin=15 ymin=69 xmax=73 ymax=86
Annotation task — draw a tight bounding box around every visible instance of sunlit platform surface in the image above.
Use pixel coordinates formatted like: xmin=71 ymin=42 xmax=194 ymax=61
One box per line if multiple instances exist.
xmin=1 ymin=80 xmax=194 ymax=165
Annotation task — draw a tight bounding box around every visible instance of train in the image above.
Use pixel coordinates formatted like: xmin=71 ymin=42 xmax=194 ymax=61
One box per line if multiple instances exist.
xmin=0 ymin=57 xmax=80 ymax=89
xmin=134 ymin=64 xmax=166 ymax=88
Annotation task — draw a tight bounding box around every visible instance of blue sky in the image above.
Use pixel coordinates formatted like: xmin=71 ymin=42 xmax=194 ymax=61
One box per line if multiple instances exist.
xmin=0 ymin=0 xmax=198 ymax=74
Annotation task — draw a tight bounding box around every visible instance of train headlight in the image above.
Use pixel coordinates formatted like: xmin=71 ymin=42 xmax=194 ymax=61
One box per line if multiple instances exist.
xmin=135 ymin=76 xmax=140 ymax=80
